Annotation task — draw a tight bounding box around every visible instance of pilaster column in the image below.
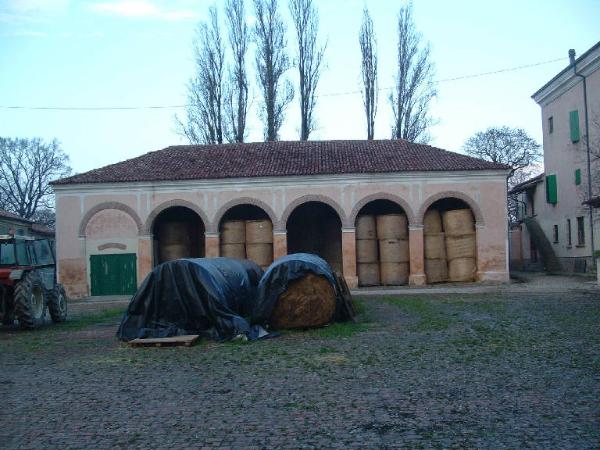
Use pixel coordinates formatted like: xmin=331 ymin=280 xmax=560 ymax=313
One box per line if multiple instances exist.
xmin=408 ymin=225 xmax=426 ymax=286
xmin=137 ymin=235 xmax=153 ymax=285
xmin=342 ymin=228 xmax=358 ymax=288
xmin=205 ymin=232 xmax=219 ymax=258
xmin=273 ymin=230 xmax=287 ymax=260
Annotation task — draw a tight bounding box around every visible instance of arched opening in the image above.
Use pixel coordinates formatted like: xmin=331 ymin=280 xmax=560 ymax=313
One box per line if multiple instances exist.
xmin=286 ymin=201 xmax=343 ymax=274
xmin=152 ymin=206 xmax=205 ymax=265
xmin=423 ymin=198 xmax=477 ymax=283
xmin=355 ymin=200 xmax=409 ymax=286
xmin=218 ymin=204 xmax=273 ymax=269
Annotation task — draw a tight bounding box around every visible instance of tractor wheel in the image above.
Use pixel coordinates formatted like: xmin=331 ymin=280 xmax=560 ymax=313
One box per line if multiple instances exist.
xmin=14 ymin=271 xmax=47 ymax=329
xmin=48 ymin=284 xmax=68 ymax=323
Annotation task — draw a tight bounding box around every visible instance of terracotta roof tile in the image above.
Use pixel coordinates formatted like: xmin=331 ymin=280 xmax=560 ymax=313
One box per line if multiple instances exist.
xmin=53 ymin=140 xmax=509 ymax=185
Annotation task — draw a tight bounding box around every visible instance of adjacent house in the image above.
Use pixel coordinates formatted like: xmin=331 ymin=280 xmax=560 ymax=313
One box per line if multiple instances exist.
xmin=0 ymin=209 xmax=55 ymax=239
xmin=510 ymin=42 xmax=600 ymax=273
xmin=52 ymin=140 xmax=510 ymax=298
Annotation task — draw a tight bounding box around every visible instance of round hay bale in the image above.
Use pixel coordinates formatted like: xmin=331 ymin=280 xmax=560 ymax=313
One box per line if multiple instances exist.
xmin=424 ymin=233 xmax=446 ymax=260
xmin=448 ymin=257 xmax=476 ymax=282
xmin=356 ymin=239 xmax=378 ymax=263
xmin=158 ymin=222 xmax=191 ymax=245
xmin=245 ymin=220 xmax=273 ymax=244
xmin=445 ymin=233 xmax=476 ymax=260
xmin=376 ymin=214 xmax=408 ymax=239
xmin=358 ymin=263 xmax=379 ymax=286
xmin=425 ymin=258 xmax=448 ymax=283
xmin=378 ymin=238 xmax=409 ymax=263
xmin=220 ymin=243 xmax=246 ymax=259
xmin=356 ymin=215 xmax=377 ymax=239
xmin=442 ymin=209 xmax=475 ymax=236
xmin=270 ymin=273 xmax=336 ymax=329
xmin=159 ymin=243 xmax=189 ymax=262
xmin=246 ymin=243 xmax=273 ymax=266
xmin=380 ymin=262 xmax=409 ymax=285
xmin=221 ymin=220 xmax=246 ymax=244
xmin=423 ymin=209 xmax=443 ymax=234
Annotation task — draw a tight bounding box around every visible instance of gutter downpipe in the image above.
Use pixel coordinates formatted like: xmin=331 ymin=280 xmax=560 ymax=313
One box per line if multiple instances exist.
xmin=571 ymin=49 xmax=595 ymax=267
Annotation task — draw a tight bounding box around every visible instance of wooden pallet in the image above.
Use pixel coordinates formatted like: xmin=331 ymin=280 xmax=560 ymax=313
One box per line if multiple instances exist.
xmin=335 ymin=273 xmax=356 ymax=321
xmin=128 ymin=335 xmax=200 ymax=348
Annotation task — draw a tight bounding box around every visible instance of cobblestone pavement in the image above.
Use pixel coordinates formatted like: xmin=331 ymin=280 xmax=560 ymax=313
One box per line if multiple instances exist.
xmin=1 ymin=287 xmax=599 ymax=449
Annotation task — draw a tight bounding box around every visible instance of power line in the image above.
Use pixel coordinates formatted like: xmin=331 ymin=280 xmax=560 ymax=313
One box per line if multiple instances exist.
xmin=0 ymin=56 xmax=566 ymax=111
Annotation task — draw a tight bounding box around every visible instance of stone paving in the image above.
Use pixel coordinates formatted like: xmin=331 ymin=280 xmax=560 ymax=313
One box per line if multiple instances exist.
xmin=1 ymin=282 xmax=599 ymax=449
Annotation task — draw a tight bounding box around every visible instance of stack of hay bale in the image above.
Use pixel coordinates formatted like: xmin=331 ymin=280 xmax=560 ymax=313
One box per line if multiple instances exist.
xmin=423 ymin=210 xmax=448 ymax=283
xmin=245 ymin=220 xmax=274 ymax=271
xmin=220 ymin=220 xmax=246 ymax=259
xmin=377 ymin=214 xmax=409 ymax=285
xmin=443 ymin=209 xmax=476 ymax=282
xmin=158 ymin=221 xmax=191 ymax=263
xmin=220 ymin=219 xmax=273 ymax=270
xmin=356 ymin=215 xmax=379 ymax=286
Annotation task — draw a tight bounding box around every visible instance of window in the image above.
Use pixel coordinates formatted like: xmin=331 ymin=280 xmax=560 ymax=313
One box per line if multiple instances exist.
xmin=577 ymin=216 xmax=585 ymax=246
xmin=570 ymin=110 xmax=580 ymax=143
xmin=553 ymin=225 xmax=559 ymax=243
xmin=575 ymin=168 xmax=581 ymax=185
xmin=545 ymin=174 xmax=557 ymax=204
xmin=548 ymin=116 xmax=554 ymax=134
xmin=567 ymin=219 xmax=572 ymax=246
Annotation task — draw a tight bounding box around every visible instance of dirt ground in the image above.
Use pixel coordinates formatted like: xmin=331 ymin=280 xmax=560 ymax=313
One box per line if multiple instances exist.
xmin=1 ymin=275 xmax=599 ymax=449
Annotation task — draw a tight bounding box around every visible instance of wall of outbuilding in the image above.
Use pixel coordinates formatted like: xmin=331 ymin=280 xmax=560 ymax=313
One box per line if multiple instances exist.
xmin=54 ymin=171 xmax=509 ymax=298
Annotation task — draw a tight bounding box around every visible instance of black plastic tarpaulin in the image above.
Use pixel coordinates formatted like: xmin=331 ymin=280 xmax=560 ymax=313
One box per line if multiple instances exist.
xmin=116 ymin=258 xmax=263 ymax=342
xmin=251 ymin=253 xmax=354 ymax=326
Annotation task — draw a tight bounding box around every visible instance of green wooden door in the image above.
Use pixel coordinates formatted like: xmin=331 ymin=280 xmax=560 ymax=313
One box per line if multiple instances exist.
xmin=90 ymin=254 xmax=137 ymax=296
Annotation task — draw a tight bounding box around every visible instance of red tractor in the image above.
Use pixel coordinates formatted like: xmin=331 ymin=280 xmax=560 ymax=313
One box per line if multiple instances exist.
xmin=0 ymin=235 xmax=67 ymax=329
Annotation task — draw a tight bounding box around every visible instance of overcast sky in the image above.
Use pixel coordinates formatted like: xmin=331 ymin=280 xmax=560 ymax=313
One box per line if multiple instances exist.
xmin=0 ymin=0 xmax=598 ymax=174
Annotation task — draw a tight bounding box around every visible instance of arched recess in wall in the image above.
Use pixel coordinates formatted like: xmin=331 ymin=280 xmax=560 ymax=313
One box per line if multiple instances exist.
xmin=285 ymin=199 xmax=344 ymax=274
xmin=144 ymin=199 xmax=210 ymax=235
xmin=352 ymin=194 xmax=413 ymax=287
xmin=417 ymin=191 xmax=484 ymax=226
xmin=79 ymin=202 xmax=143 ymax=237
xmin=279 ymin=194 xmax=347 ymax=230
xmin=212 ymin=197 xmax=277 ymax=233
xmin=214 ymin=198 xmax=277 ymax=270
xmin=349 ymin=192 xmax=416 ymax=227
xmin=421 ymin=194 xmax=480 ymax=285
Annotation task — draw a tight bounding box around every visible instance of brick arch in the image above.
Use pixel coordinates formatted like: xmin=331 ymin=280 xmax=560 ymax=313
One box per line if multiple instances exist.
xmin=212 ymin=197 xmax=278 ymax=232
xmin=349 ymin=192 xmax=416 ymax=227
xmin=417 ymin=191 xmax=484 ymax=226
xmin=79 ymin=202 xmax=143 ymax=237
xmin=279 ymin=194 xmax=347 ymax=230
xmin=144 ymin=199 xmax=209 ymax=235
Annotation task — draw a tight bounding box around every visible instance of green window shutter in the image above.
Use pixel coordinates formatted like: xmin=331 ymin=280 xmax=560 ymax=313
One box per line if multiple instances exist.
xmin=546 ymin=174 xmax=557 ymax=204
xmin=575 ymin=168 xmax=581 ymax=185
xmin=569 ymin=110 xmax=580 ymax=143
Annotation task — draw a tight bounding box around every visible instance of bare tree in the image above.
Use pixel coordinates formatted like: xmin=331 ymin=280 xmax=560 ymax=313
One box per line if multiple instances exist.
xmin=462 ymin=126 xmax=542 ymax=187
xmin=178 ymin=7 xmax=225 ymax=145
xmin=359 ymin=7 xmax=377 ymax=140
xmin=0 ymin=137 xmax=71 ymax=220
xmin=289 ymin=0 xmax=325 ymax=141
xmin=390 ymin=2 xmax=436 ymax=143
xmin=254 ymin=0 xmax=293 ymax=141
xmin=224 ymin=0 xmax=249 ymax=143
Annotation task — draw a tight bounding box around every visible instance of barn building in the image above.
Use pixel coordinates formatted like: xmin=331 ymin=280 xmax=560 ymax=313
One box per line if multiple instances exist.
xmin=51 ymin=140 xmax=510 ymax=298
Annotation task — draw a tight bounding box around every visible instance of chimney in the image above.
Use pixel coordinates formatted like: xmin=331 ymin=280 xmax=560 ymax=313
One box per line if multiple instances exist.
xmin=569 ymin=49 xmax=576 ymax=65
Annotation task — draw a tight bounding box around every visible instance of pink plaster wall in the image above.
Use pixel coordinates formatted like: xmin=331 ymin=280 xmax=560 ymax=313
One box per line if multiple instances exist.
xmin=55 ymin=171 xmax=510 ymax=297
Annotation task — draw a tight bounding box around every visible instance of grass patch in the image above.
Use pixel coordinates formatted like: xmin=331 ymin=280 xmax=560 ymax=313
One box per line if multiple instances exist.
xmin=382 ymin=296 xmax=453 ymax=332
xmin=58 ymin=307 xmax=125 ymax=331
xmin=308 ymin=298 xmax=371 ymax=338
xmin=1 ymin=307 xmax=126 ymax=352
